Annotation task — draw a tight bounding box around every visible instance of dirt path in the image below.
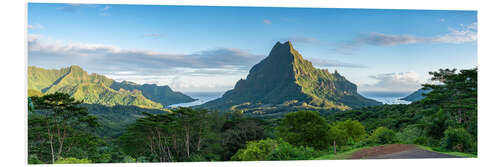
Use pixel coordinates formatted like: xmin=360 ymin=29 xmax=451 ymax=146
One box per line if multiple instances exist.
xmin=371 ymin=149 xmax=460 ymax=159
xmin=349 ymin=144 xmax=462 ymax=159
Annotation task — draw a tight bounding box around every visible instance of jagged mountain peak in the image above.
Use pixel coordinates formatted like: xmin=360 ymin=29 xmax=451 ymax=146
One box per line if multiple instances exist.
xmin=200 ymin=41 xmax=381 ymax=114
xmin=267 ymin=41 xmax=304 ymax=62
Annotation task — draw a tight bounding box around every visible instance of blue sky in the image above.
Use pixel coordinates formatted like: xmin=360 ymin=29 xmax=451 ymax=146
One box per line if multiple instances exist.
xmin=28 ymin=3 xmax=477 ymax=94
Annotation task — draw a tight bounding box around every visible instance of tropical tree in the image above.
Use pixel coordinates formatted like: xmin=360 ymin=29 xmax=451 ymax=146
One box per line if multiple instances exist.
xmin=421 ymin=68 xmax=477 ymax=135
xmin=220 ymin=114 xmax=267 ymax=160
xmin=332 ymin=119 xmax=366 ymax=143
xmin=28 ymin=93 xmax=99 ymax=163
xmin=118 ymin=107 xmax=221 ymax=162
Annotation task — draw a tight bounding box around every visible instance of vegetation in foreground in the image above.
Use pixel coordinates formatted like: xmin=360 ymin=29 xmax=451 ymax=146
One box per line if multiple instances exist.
xmin=27 ymin=67 xmax=477 ymax=163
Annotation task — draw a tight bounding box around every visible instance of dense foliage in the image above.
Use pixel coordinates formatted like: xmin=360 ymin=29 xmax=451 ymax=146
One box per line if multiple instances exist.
xmin=27 ymin=67 xmax=477 ymax=163
xmin=28 ymin=93 xmax=100 ymax=163
xmin=441 ymin=127 xmax=475 ymax=152
xmin=326 ymin=68 xmax=478 ymax=153
xmin=231 ymin=138 xmax=318 ymax=161
xmin=368 ymin=127 xmax=397 ymax=145
xmin=277 ymin=110 xmax=331 ymax=149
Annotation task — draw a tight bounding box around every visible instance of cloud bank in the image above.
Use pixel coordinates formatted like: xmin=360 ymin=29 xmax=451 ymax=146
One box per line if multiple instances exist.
xmin=28 ymin=35 xmax=266 ymax=91
xmin=336 ymin=22 xmax=477 ymax=55
xmin=360 ymin=71 xmax=422 ymax=93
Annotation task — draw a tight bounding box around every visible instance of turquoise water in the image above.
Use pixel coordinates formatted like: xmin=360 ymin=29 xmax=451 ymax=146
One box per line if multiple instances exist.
xmin=168 ymin=91 xmax=411 ymax=108
xmin=168 ymin=92 xmax=224 ymax=108
xmin=365 ymin=96 xmax=411 ymax=105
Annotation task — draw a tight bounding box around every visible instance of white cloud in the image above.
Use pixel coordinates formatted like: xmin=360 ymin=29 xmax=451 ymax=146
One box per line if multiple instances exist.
xmin=57 ymin=4 xmax=98 ymax=12
xmin=28 ymin=34 xmax=41 ymax=43
xmin=28 ymin=36 xmax=263 ymax=69
xmin=28 ymin=24 xmax=44 ymax=30
xmin=263 ymin=19 xmax=272 ymax=25
xmin=283 ymin=37 xmax=320 ymax=44
xmin=308 ymin=58 xmax=367 ymax=68
xmin=101 ymin=6 xmax=111 ymax=11
xmin=432 ymin=24 xmax=477 ymax=44
xmin=360 ymin=71 xmax=422 ymax=93
xmin=336 ymin=22 xmax=477 ymax=54
xmin=28 ymin=35 xmax=264 ymax=92
xmin=142 ymin=33 xmax=165 ymax=39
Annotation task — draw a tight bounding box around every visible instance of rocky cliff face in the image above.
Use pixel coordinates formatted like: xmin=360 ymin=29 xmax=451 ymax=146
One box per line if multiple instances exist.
xmin=200 ymin=41 xmax=381 ymax=114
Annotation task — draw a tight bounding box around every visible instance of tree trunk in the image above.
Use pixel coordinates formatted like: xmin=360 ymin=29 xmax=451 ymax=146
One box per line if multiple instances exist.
xmin=334 ymin=140 xmax=337 ymax=155
xmin=185 ymin=126 xmax=190 ymax=158
xmin=56 ymin=126 xmax=67 ymax=160
xmin=47 ymin=126 xmax=55 ymax=164
xmin=197 ymin=127 xmax=202 ymax=151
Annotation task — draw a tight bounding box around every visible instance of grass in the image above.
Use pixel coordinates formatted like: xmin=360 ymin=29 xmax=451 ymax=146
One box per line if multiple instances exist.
xmin=314 ymin=146 xmax=372 ymax=160
xmin=416 ymin=145 xmax=477 ymax=158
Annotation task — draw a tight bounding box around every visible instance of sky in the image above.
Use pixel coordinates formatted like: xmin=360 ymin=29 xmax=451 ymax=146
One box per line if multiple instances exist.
xmin=27 ymin=3 xmax=477 ymax=94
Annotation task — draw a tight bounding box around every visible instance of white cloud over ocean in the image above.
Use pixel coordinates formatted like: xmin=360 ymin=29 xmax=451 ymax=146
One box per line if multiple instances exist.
xmin=360 ymin=71 xmax=423 ymax=93
xmin=335 ymin=22 xmax=477 ymax=55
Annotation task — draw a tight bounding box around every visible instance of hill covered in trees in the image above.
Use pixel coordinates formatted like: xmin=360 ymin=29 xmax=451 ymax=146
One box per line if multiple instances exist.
xmin=401 ymin=88 xmax=432 ymax=102
xmin=200 ymin=41 xmax=381 ymax=115
xmin=28 ymin=65 xmax=194 ymax=109
xmin=27 ymin=67 xmax=477 ymax=164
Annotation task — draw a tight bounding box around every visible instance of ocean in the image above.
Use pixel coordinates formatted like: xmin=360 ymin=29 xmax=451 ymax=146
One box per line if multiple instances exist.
xmin=168 ymin=91 xmax=411 ymax=108
xmin=168 ymin=92 xmax=225 ymax=108
xmin=360 ymin=92 xmax=412 ymax=105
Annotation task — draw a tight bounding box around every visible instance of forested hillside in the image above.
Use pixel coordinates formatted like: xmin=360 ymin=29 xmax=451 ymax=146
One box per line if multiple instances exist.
xmin=28 ymin=65 xmax=195 ymax=109
xmin=28 ymin=67 xmax=477 ymax=164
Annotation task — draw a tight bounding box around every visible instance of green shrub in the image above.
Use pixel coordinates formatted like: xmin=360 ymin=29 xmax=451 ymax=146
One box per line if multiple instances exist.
xmin=269 ymin=139 xmax=318 ymax=160
xmin=414 ymin=137 xmax=430 ymax=145
xmin=231 ymin=139 xmax=319 ymax=161
xmin=277 ymin=110 xmax=331 ymax=149
xmin=440 ymin=127 xmax=475 ymax=152
xmin=122 ymin=155 xmax=136 ymax=163
xmin=231 ymin=139 xmax=278 ymax=161
xmin=396 ymin=125 xmax=426 ymax=144
xmin=370 ymin=127 xmax=397 ymax=145
xmin=329 ymin=126 xmax=348 ymax=146
xmin=333 ymin=120 xmax=366 ymax=142
xmin=28 ymin=154 xmax=44 ymax=164
xmin=54 ymin=157 xmax=92 ymax=164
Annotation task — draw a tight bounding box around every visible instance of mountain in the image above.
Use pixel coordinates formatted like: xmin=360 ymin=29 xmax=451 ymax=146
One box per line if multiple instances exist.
xmin=28 ymin=65 xmax=195 ymax=109
xmin=200 ymin=41 xmax=381 ymax=114
xmin=400 ymin=88 xmax=432 ymax=102
xmin=110 ymin=81 xmax=195 ymax=106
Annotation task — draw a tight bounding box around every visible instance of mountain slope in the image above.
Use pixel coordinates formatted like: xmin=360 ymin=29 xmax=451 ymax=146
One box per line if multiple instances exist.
xmin=28 ymin=65 xmax=194 ymax=109
xmin=400 ymin=88 xmax=432 ymax=102
xmin=200 ymin=41 xmax=380 ymax=114
xmin=110 ymin=81 xmax=195 ymax=106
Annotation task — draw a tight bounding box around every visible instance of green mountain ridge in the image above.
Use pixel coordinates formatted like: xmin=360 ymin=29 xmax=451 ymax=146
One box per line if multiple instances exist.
xmin=400 ymin=88 xmax=432 ymax=102
xmin=28 ymin=65 xmax=195 ymax=109
xmin=110 ymin=81 xmax=195 ymax=106
xmin=200 ymin=41 xmax=381 ymax=114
